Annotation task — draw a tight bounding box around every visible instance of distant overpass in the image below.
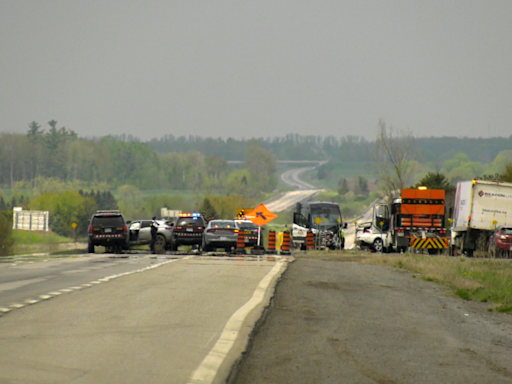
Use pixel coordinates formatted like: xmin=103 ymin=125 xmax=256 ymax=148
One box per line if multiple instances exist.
xmin=227 ymin=160 xmax=327 ymax=166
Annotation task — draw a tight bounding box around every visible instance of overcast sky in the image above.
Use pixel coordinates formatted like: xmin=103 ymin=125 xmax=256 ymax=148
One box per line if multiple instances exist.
xmin=1 ymin=1 xmax=511 ymax=141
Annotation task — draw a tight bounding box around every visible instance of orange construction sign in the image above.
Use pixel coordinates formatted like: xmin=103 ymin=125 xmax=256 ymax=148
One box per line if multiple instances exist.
xmin=245 ymin=203 xmax=278 ymax=226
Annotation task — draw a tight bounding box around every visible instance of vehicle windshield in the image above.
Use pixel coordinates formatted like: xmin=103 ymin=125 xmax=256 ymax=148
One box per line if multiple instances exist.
xmin=93 ymin=216 xmax=123 ymax=227
xmin=210 ymin=221 xmax=236 ymax=229
xmin=235 ymin=221 xmax=258 ymax=230
xmin=176 ymin=217 xmax=204 ymax=226
xmin=310 ymin=204 xmax=342 ymax=227
xmin=502 ymin=227 xmax=512 ymax=235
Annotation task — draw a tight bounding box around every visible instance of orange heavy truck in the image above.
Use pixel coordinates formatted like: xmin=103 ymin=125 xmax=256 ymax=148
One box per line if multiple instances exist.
xmin=372 ymin=188 xmax=449 ymax=253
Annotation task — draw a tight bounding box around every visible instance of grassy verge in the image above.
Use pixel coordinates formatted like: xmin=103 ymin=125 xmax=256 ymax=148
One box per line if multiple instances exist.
xmin=12 ymin=230 xmax=72 ymax=245
xmin=359 ymin=253 xmax=512 ymax=312
xmin=8 ymin=230 xmax=80 ymax=255
xmin=300 ymin=250 xmax=512 ymax=312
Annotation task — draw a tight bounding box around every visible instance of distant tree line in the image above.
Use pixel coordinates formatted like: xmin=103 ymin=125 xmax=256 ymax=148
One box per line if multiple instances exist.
xmin=146 ymin=133 xmax=512 ymax=164
xmin=0 ymin=122 xmax=277 ymax=195
xmin=2 ymin=121 xmax=512 ymax=193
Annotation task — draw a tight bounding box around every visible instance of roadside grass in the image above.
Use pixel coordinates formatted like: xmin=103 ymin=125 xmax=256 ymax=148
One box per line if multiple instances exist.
xmin=12 ymin=230 xmax=72 ymax=245
xmin=299 ymin=250 xmax=512 ymax=311
xmin=359 ymin=253 xmax=512 ymax=309
xmin=7 ymin=230 xmax=79 ymax=256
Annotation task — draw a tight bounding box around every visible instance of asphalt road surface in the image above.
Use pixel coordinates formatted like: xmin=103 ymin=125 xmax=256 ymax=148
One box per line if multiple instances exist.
xmin=280 ymin=167 xmax=318 ymax=190
xmin=263 ymin=167 xmax=324 ymax=213
xmin=265 ymin=189 xmax=322 ymax=213
xmin=0 ymin=254 xmax=289 ymax=384
xmin=230 ymin=254 xmax=512 ymax=384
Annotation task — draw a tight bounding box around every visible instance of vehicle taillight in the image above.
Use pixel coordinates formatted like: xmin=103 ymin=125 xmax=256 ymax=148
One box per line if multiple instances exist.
xmin=123 ymin=224 xmax=127 ymax=233
xmin=89 ymin=225 xmax=93 ymax=234
xmin=175 ymin=226 xmax=182 ymax=231
xmin=234 ymin=229 xmax=239 ymax=233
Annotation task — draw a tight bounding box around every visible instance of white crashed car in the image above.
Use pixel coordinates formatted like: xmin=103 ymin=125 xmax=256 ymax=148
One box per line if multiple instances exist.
xmin=354 ymin=222 xmax=389 ymax=252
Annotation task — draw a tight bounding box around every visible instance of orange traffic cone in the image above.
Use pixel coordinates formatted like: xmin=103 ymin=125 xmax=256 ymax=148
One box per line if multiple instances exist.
xmin=281 ymin=231 xmax=291 ymax=255
xmin=267 ymin=230 xmax=276 ymax=254
xmin=306 ymin=230 xmax=315 ymax=250
xmin=236 ymin=231 xmax=245 ymax=255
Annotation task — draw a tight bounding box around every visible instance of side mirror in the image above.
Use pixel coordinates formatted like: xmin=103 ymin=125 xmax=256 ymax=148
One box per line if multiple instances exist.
xmin=126 ymin=220 xmax=132 ymax=224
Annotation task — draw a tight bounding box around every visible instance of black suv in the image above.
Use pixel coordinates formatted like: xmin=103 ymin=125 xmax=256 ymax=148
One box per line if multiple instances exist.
xmin=88 ymin=210 xmax=130 ymax=253
xmin=170 ymin=213 xmax=206 ymax=251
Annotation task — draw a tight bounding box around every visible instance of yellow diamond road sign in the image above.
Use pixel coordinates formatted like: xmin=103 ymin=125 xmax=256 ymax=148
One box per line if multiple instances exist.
xmin=71 ymin=222 xmax=77 ymax=229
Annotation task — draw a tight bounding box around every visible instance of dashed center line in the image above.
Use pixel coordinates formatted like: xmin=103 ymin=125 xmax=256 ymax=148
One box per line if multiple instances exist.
xmin=0 ymin=258 xmax=183 ymax=318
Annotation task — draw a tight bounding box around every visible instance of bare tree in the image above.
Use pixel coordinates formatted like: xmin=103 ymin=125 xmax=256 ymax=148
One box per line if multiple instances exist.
xmin=371 ymin=119 xmax=416 ymax=200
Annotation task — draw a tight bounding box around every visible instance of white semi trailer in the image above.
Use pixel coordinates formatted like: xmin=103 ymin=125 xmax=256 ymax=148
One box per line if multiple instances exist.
xmin=451 ymin=180 xmax=512 ymax=256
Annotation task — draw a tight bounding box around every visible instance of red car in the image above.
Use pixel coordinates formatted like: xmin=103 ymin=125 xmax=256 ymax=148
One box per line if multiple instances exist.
xmin=488 ymin=225 xmax=512 ymax=258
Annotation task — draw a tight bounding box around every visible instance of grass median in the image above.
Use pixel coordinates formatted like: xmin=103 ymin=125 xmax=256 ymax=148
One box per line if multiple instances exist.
xmin=300 ymin=250 xmax=512 ymax=313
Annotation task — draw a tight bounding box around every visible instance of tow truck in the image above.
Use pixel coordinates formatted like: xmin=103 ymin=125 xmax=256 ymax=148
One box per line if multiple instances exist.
xmin=369 ymin=188 xmax=449 ymax=253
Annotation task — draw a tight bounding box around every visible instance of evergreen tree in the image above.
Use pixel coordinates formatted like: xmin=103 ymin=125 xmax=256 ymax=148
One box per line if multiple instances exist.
xmin=101 ymin=191 xmax=118 ymax=210
xmin=353 ymin=176 xmax=369 ymax=197
xmin=317 ymin=165 xmax=328 ymax=180
xmin=199 ymin=197 xmax=217 ymax=219
xmin=503 ymin=162 xmax=512 ymax=182
xmin=337 ymin=178 xmax=349 ymax=195
xmin=413 ymin=172 xmax=454 ymax=191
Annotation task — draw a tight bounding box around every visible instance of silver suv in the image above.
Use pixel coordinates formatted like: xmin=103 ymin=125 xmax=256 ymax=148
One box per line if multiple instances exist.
xmin=129 ymin=219 xmax=173 ymax=253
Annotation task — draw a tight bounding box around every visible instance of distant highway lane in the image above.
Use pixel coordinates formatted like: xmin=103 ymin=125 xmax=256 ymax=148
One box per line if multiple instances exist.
xmin=265 ymin=166 xmax=324 ymax=212
xmin=279 ymin=167 xmax=317 ymax=190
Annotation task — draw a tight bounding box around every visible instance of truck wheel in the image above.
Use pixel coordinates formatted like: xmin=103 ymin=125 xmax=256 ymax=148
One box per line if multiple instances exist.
xmin=88 ymin=242 xmax=94 ymax=254
xmin=373 ymin=238 xmax=383 ymax=253
xmin=155 ymin=234 xmax=166 ymax=254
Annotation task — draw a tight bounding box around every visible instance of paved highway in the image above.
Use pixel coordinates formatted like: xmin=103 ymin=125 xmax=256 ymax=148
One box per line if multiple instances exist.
xmin=0 ymin=253 xmax=290 ymax=384
xmin=265 ymin=166 xmax=326 ymax=212
xmin=279 ymin=167 xmax=318 ymax=190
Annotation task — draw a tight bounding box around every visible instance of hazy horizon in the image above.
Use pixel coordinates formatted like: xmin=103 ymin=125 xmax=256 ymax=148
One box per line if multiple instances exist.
xmin=2 ymin=1 xmax=511 ymax=141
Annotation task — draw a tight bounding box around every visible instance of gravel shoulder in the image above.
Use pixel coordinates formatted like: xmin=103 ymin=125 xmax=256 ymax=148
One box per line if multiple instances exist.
xmin=230 ymin=255 xmax=512 ymax=384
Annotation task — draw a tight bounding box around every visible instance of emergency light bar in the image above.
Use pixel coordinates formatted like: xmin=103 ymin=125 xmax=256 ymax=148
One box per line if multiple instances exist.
xmin=179 ymin=212 xmax=202 ymax=217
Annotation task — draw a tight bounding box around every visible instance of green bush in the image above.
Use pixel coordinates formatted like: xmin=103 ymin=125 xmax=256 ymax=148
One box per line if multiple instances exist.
xmin=0 ymin=211 xmax=14 ymax=256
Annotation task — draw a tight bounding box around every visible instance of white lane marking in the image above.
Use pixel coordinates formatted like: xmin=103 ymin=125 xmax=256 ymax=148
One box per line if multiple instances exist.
xmin=187 ymin=260 xmax=287 ymax=384
xmin=0 ymin=258 xmax=184 ymax=317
